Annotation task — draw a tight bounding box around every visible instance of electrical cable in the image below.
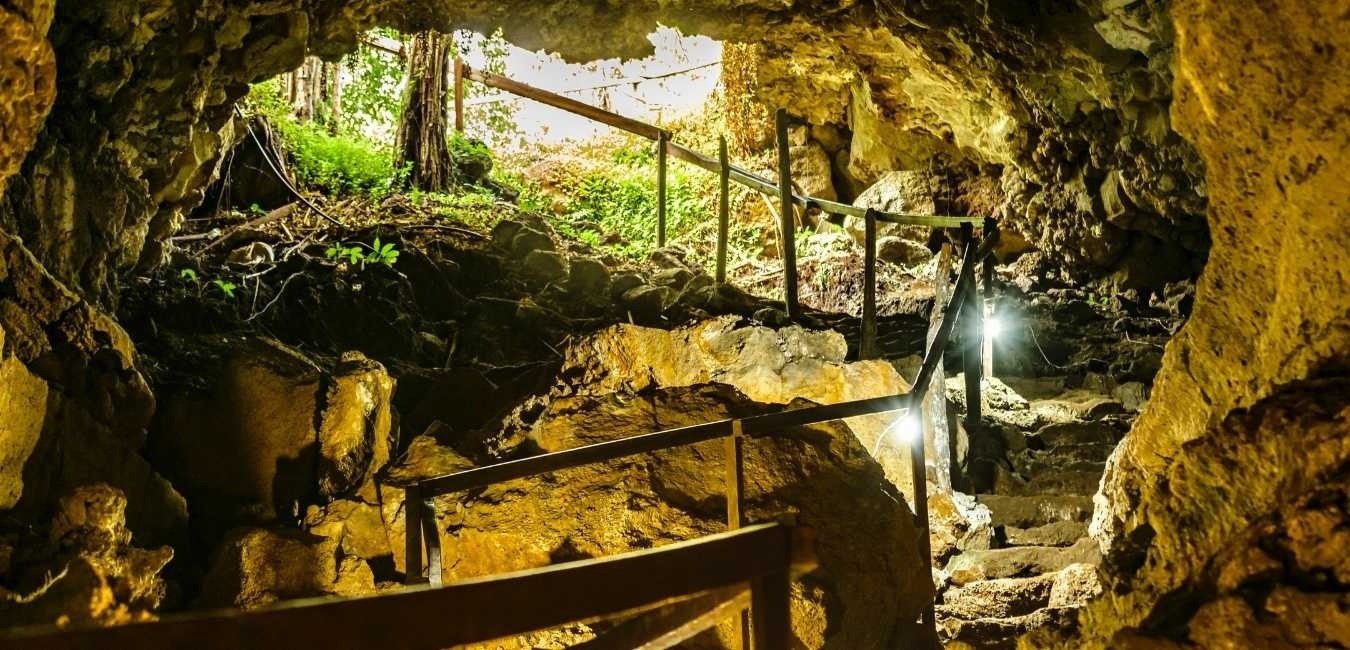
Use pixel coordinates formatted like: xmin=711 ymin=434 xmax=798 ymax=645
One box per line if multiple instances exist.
xmin=232 ymin=106 xmax=344 ymax=227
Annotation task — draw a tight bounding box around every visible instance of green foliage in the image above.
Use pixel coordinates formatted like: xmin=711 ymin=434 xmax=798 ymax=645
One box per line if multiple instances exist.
xmin=180 ymin=268 xmax=199 ymax=283
xmin=343 ymin=30 xmax=406 ymax=144
xmin=326 ymin=237 xmax=400 ymax=270
xmin=247 ymin=79 xmax=404 ymax=200
xmin=212 ymin=280 xmax=238 ymax=299
xmin=552 ymin=142 xmax=716 ymax=262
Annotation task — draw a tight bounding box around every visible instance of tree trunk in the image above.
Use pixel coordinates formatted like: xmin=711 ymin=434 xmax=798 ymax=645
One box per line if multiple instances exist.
xmin=327 ymin=61 xmax=342 ymax=135
xmin=396 ymin=31 xmax=454 ymax=192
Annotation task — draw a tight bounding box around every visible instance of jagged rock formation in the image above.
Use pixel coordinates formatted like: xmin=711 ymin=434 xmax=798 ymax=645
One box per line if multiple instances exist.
xmin=0 ymin=485 xmax=173 ymax=628
xmin=1075 ymin=0 xmax=1350 ymax=647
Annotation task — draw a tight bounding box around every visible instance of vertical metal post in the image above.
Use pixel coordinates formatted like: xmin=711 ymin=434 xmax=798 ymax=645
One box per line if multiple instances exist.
xmin=657 ymin=132 xmax=669 ymax=248
xmin=775 ymin=109 xmax=799 ymax=319
xmin=724 ymin=420 xmax=750 ymax=649
xmin=982 ymin=218 xmax=998 ymax=379
xmin=403 ymin=484 xmax=423 ymax=585
xmin=453 ymin=58 xmax=465 ymax=134
xmin=861 ymin=209 xmax=879 ymax=360
xmin=717 ymin=136 xmax=731 ymax=284
xmin=907 ymin=394 xmax=936 ymax=629
xmin=960 ymin=224 xmax=983 ymax=435
xmin=421 ymin=500 xmax=444 ymax=587
xmin=924 ymin=243 xmax=954 ymax=492
xmin=750 ymin=568 xmax=791 ymax=649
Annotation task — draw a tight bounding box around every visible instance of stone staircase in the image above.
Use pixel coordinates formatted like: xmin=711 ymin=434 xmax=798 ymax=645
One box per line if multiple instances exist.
xmin=934 ymin=376 xmax=1130 ymax=649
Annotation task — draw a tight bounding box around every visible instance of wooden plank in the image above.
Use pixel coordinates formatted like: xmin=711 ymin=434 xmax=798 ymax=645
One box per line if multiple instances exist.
xmin=573 ymin=586 xmax=750 ymax=650
xmin=724 ymin=421 xmax=745 ymax=531
xmin=463 ymin=64 xmax=666 ymax=141
xmin=776 ymin=109 xmax=799 ymax=319
xmin=861 ymin=209 xmax=878 ymax=360
xmin=717 ymin=136 xmax=730 ymax=284
xmin=419 ymin=420 xmax=732 ymax=495
xmin=453 ymin=58 xmax=465 ymax=133
xmin=981 ymin=218 xmax=998 ymax=379
xmin=657 ymin=133 xmax=669 ymax=247
xmin=0 ymin=525 xmax=806 ymax=650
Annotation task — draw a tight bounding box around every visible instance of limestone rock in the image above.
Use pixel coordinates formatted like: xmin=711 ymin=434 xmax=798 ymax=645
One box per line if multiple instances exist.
xmin=317 ymin=353 xmax=395 ymax=499
xmin=1048 ymin=563 xmax=1102 ymax=608
xmin=0 ymin=231 xmax=183 ymax=545
xmin=150 ymin=338 xmax=395 ymax=535
xmin=939 ymin=574 xmax=1054 ymax=620
xmin=0 ymin=485 xmax=172 ymax=628
xmin=788 ymin=142 xmax=837 ymax=202
xmin=0 ymin=355 xmax=45 ymax=509
xmin=198 ymin=527 xmax=373 ymax=610
xmin=0 ymin=0 xmax=54 ymax=190
xmin=946 ymin=538 xmax=1099 ymax=585
xmin=411 ymin=383 xmax=933 ymax=648
xmin=851 ymin=171 xmax=939 ymax=242
xmin=877 ymin=236 xmax=933 ymax=267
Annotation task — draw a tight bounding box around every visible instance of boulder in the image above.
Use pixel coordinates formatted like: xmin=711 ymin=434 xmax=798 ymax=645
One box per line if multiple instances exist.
xmin=510 ymin=227 xmax=554 ymax=258
xmin=619 ymin=285 xmax=669 ymax=322
xmin=0 ymin=485 xmax=173 ymax=628
xmin=564 ymin=256 xmax=609 ymax=297
xmin=878 ymin=236 xmax=933 ymax=266
xmin=519 ymin=249 xmax=567 ymax=285
xmin=197 ymin=527 xmax=374 ymax=610
xmin=789 ymin=142 xmax=838 ymax=202
xmin=149 ymin=338 xmax=395 ymax=536
xmin=851 ymin=171 xmax=942 ymax=242
xmin=406 ymin=384 xmax=934 ymax=648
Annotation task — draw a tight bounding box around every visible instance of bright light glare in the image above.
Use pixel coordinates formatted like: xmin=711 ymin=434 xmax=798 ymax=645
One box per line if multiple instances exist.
xmin=892 ymin=412 xmax=922 ymax=445
xmin=985 ymin=316 xmax=1004 ymax=340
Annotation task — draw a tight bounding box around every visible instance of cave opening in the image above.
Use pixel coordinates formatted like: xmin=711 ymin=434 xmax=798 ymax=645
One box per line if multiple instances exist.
xmin=0 ymin=1 xmax=1345 ymax=649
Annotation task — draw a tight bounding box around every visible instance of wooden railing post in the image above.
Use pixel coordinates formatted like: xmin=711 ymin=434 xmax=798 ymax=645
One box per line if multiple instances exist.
xmin=422 ymin=498 xmax=444 ymax=587
xmin=724 ymin=420 xmax=750 ymax=649
xmin=982 ymin=217 xmax=998 ymax=379
xmin=960 ymin=224 xmax=983 ymax=433
xmin=657 ymin=131 xmax=670 ymax=248
xmin=453 ymin=58 xmax=465 ymax=134
xmin=775 ymin=109 xmax=799 ymax=319
xmin=717 ymin=136 xmax=731 ymax=284
xmin=861 ymin=209 xmax=879 ymax=360
xmin=404 ymin=483 xmax=423 ymax=585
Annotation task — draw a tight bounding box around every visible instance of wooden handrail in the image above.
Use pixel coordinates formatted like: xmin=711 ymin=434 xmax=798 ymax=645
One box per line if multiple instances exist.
xmin=0 ymin=524 xmax=813 ymax=650
xmin=460 ymin=63 xmax=983 ymax=229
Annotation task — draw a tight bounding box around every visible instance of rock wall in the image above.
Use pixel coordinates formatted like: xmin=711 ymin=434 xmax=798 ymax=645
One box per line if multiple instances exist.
xmin=1076 ymin=0 xmax=1350 ymax=646
xmin=0 ymin=0 xmax=389 ymax=300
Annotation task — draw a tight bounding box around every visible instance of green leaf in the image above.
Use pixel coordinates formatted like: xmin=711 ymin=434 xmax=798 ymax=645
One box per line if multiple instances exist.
xmin=179 ymin=268 xmax=199 ymax=283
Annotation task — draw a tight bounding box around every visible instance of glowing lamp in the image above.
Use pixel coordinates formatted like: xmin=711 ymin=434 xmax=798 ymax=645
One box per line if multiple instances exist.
xmin=984 ymin=316 xmax=1004 ymax=340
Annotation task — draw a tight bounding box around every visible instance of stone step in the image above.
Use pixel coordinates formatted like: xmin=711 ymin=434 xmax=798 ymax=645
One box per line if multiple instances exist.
xmin=1028 ymin=390 xmax=1127 ymax=422
xmin=939 ymin=605 xmax=1082 ymax=650
xmin=1012 ymin=442 xmax=1116 ymax=470
xmin=946 ymin=538 xmax=1099 ymax=585
xmin=1003 ymin=521 xmax=1089 ymax=547
xmin=1030 ymin=421 xmax=1124 ymax=447
xmin=937 ymin=574 xmax=1054 ymax=620
xmin=977 ymin=494 xmax=1094 ymax=528
xmin=992 ymin=466 xmax=1103 ymax=497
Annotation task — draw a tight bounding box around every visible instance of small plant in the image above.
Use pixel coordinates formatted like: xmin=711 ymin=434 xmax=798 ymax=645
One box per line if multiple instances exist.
xmin=249 ymin=203 xmax=265 ymax=216
xmin=325 ymin=237 xmax=399 ymax=269
xmin=366 ymin=237 xmax=400 ymax=267
xmin=212 ymin=279 xmax=238 ymax=299
xmin=326 ymin=243 xmax=366 ymax=265
xmin=180 ymin=268 xmax=199 ymax=284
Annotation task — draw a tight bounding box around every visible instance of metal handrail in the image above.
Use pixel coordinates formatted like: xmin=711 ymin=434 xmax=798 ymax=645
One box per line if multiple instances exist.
xmin=0 ymin=524 xmax=813 ymax=650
